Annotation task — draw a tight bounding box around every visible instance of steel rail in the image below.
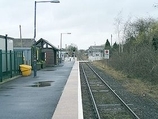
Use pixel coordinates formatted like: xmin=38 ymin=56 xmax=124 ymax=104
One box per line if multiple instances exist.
xmin=81 ymin=64 xmax=101 ymax=119
xmin=86 ymin=63 xmax=140 ymax=119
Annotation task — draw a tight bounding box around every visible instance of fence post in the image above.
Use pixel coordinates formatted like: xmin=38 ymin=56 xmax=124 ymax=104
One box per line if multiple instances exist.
xmin=5 ymin=34 xmax=8 ymax=74
xmin=0 ymin=50 xmax=2 ymax=82
xmin=22 ymin=51 xmax=24 ymax=64
xmin=14 ymin=51 xmax=17 ymax=74
xmin=10 ymin=50 xmax=12 ymax=78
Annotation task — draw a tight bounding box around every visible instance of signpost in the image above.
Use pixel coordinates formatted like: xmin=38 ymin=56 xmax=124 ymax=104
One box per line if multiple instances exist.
xmin=104 ymin=50 xmax=109 ymax=68
xmin=104 ymin=50 xmax=109 ymax=59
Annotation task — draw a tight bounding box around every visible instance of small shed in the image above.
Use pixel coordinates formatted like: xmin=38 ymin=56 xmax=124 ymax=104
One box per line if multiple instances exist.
xmin=13 ymin=38 xmax=34 ymax=65
xmin=35 ymin=38 xmax=59 ymax=67
xmin=88 ymin=45 xmax=104 ymax=61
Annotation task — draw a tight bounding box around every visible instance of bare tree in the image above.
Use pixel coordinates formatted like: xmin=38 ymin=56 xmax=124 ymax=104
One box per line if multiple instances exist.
xmin=122 ymin=16 xmax=132 ymax=52
xmin=110 ymin=17 xmax=158 ymax=82
xmin=114 ymin=11 xmax=123 ymax=53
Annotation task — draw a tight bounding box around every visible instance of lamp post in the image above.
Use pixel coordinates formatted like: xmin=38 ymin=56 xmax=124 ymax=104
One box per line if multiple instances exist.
xmin=33 ymin=0 xmax=60 ymax=77
xmin=60 ymin=33 xmax=71 ymax=63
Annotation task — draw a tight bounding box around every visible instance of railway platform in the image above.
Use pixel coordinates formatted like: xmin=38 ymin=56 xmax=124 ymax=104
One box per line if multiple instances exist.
xmin=0 ymin=59 xmax=83 ymax=119
xmin=52 ymin=61 xmax=83 ymax=119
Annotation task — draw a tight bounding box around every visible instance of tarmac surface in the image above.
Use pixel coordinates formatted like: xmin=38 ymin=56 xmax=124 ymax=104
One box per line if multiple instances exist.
xmin=0 ymin=61 xmax=75 ymax=119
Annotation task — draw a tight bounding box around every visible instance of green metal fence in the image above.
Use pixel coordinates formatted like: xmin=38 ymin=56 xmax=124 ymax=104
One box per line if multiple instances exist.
xmin=0 ymin=50 xmax=23 ymax=82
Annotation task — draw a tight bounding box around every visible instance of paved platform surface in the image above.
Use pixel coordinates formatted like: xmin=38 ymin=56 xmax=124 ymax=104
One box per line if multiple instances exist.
xmin=52 ymin=61 xmax=83 ymax=119
xmin=0 ymin=61 xmax=75 ymax=119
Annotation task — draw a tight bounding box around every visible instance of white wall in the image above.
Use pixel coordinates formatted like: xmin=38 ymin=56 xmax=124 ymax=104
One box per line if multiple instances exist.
xmin=0 ymin=38 xmax=13 ymax=51
xmin=88 ymin=51 xmax=104 ymax=61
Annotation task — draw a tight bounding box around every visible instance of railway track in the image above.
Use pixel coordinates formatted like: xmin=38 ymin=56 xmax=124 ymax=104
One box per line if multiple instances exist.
xmin=80 ymin=62 xmax=140 ymax=119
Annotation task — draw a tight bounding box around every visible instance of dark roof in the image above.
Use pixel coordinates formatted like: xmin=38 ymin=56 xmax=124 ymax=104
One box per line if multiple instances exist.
xmin=13 ymin=38 xmax=34 ymax=47
xmin=35 ymin=38 xmax=59 ymax=51
xmin=88 ymin=45 xmax=104 ymax=52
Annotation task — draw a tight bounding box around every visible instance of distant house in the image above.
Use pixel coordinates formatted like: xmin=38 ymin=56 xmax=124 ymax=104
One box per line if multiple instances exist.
xmin=13 ymin=38 xmax=34 ymax=65
xmin=88 ymin=45 xmax=104 ymax=61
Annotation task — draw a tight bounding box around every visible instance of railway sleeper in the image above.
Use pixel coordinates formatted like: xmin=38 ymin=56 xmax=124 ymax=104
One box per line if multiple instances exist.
xmin=98 ymin=103 xmax=134 ymax=108
xmin=92 ymin=89 xmax=109 ymax=93
xmin=90 ymin=84 xmax=105 ymax=87
xmin=98 ymin=103 xmax=128 ymax=113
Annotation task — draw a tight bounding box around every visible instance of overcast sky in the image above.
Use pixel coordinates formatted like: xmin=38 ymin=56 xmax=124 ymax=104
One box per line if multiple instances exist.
xmin=0 ymin=0 xmax=158 ymax=49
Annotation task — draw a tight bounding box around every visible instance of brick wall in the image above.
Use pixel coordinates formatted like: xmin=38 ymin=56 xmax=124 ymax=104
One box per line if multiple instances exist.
xmin=45 ymin=50 xmax=54 ymax=67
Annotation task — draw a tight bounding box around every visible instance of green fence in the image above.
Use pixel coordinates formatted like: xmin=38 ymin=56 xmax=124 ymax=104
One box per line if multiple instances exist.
xmin=0 ymin=50 xmax=23 ymax=82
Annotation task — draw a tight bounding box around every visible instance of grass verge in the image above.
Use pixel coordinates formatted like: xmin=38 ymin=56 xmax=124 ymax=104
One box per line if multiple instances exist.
xmin=92 ymin=61 xmax=158 ymax=101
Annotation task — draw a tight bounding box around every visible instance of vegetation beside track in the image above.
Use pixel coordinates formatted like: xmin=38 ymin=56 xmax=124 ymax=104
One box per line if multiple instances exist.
xmin=92 ymin=60 xmax=158 ymax=101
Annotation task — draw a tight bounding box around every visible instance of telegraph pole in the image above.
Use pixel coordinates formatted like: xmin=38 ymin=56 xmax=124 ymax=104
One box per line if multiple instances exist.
xmin=19 ymin=25 xmax=22 ymax=47
xmin=111 ymin=34 xmax=112 ymax=47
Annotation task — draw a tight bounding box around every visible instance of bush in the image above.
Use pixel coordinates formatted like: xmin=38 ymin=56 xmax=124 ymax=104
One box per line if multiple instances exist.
xmin=108 ymin=43 xmax=158 ymax=83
